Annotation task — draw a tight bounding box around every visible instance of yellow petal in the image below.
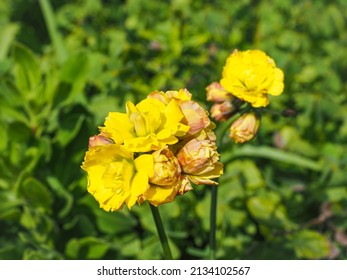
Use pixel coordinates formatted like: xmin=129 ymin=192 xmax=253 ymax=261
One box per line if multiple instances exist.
xmin=102 ymin=112 xmax=134 ymax=144
xmin=268 ymin=68 xmax=284 ymax=96
xmin=134 ymin=154 xmax=154 ymax=178
xmin=164 ymin=99 xmax=184 ymax=128
xmin=126 ymin=171 xmax=149 ymax=208
xmin=186 ymin=162 xmax=224 ymax=185
xmin=251 ymin=95 xmax=269 ymax=107
xmin=86 ymin=165 xmax=105 ymax=194
xmin=145 ymin=184 xmax=179 ymax=206
xmin=125 ymin=134 xmax=161 ymax=152
xmin=126 ymin=100 xmax=138 ymax=114
xmin=137 ymin=98 xmax=165 ymax=133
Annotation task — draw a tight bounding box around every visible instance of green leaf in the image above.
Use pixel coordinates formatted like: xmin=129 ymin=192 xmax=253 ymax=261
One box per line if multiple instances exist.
xmin=55 ymin=114 xmax=85 ymax=147
xmin=0 ymin=207 xmax=21 ymax=221
xmin=247 ymin=195 xmax=279 ymax=221
xmin=0 ymin=122 xmax=8 ymax=152
xmin=95 ymin=210 xmax=136 ymax=235
xmin=46 ymin=176 xmax=73 ymax=218
xmin=53 ymin=52 xmax=90 ymax=106
xmin=247 ymin=191 xmax=292 ymax=229
xmin=241 ymin=160 xmax=265 ymax=190
xmin=20 ymin=207 xmax=37 ymax=229
xmin=222 ymin=145 xmax=322 ymax=171
xmin=0 ymin=244 xmax=21 ymax=259
xmin=8 ymin=121 xmax=32 ymax=143
xmin=119 ymin=234 xmax=141 ymax=257
xmin=65 ymin=237 xmax=109 ymax=259
xmin=0 ymin=24 xmax=19 ymax=60
xmin=325 ymin=186 xmax=347 ymax=202
xmin=38 ymin=0 xmax=67 ymax=63
xmin=12 ymin=42 xmax=41 ymax=93
xmin=19 ymin=177 xmax=53 ymax=211
xmin=291 ymin=230 xmax=330 ymax=259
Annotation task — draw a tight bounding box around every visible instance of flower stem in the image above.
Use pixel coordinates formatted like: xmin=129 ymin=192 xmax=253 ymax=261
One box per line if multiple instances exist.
xmin=149 ymin=203 xmax=173 ymax=260
xmin=209 ymin=115 xmax=239 ymax=259
xmin=209 ymin=185 xmax=218 ymax=259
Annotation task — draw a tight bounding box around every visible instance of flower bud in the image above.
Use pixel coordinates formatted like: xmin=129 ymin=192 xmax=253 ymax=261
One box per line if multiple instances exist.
xmin=210 ymin=100 xmax=235 ymax=122
xmin=149 ymin=148 xmax=181 ymax=186
xmin=179 ymin=100 xmax=210 ymax=135
xmin=206 ymin=82 xmax=233 ymax=103
xmin=144 ymin=148 xmax=193 ymax=206
xmin=177 ymin=138 xmax=223 ymax=185
xmin=229 ymin=112 xmax=260 ymax=143
xmin=88 ymin=134 xmax=113 ymax=148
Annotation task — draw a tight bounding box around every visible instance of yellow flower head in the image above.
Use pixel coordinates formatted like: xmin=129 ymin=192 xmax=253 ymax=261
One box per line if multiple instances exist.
xmin=82 ymin=88 xmax=223 ymax=211
xmin=100 ymin=97 xmax=189 ymax=152
xmin=220 ymin=50 xmax=284 ymax=107
xmin=81 ymin=143 xmax=154 ymax=211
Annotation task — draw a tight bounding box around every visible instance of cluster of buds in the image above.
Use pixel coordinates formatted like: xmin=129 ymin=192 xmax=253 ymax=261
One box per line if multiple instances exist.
xmin=206 ymin=82 xmax=235 ymax=122
xmin=206 ymin=82 xmax=260 ymax=143
xmin=82 ymin=89 xmax=223 ymax=211
xmin=206 ymin=49 xmax=284 ymax=143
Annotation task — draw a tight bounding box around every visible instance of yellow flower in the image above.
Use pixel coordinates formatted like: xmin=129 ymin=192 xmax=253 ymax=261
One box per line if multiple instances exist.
xmin=206 ymin=82 xmax=233 ymax=103
xmin=148 ymin=88 xmax=211 ymax=136
xmin=177 ymin=135 xmax=223 ymax=185
xmin=100 ymin=98 xmax=189 ymax=152
xmin=143 ymin=147 xmax=192 ymax=206
xmin=220 ymin=49 xmax=284 ymax=107
xmin=82 ymin=88 xmax=223 ymax=210
xmin=81 ymin=144 xmax=154 ymax=211
xmin=229 ymin=112 xmax=260 ymax=143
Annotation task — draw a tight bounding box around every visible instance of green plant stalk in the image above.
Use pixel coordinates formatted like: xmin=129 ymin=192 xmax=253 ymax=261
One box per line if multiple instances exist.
xmin=39 ymin=0 xmax=67 ymax=63
xmin=209 ymin=114 xmax=239 ymax=259
xmin=149 ymin=203 xmax=173 ymax=260
xmin=209 ymin=185 xmax=218 ymax=259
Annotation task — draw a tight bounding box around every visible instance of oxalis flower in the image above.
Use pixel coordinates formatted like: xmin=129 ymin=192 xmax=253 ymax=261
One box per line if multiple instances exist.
xmin=220 ymin=49 xmax=284 ymax=107
xmin=81 ymin=140 xmax=154 ymax=211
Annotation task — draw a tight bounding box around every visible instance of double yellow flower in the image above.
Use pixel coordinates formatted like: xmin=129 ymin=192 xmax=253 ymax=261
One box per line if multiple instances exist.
xmin=82 ymin=89 xmax=223 ymax=211
xmin=220 ymin=49 xmax=284 ymax=108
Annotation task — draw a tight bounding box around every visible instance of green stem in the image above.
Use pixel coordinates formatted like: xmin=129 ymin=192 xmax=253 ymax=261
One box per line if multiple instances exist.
xmin=209 ymin=114 xmax=240 ymax=259
xmin=39 ymin=0 xmax=67 ymax=63
xmin=149 ymin=203 xmax=173 ymax=260
xmin=209 ymin=186 xmax=218 ymax=259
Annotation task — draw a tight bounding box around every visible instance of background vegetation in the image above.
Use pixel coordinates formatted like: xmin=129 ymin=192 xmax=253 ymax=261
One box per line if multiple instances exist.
xmin=1 ymin=0 xmax=347 ymax=260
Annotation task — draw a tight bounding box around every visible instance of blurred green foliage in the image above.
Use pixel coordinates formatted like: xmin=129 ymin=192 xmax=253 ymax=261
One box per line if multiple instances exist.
xmin=1 ymin=0 xmax=347 ymax=260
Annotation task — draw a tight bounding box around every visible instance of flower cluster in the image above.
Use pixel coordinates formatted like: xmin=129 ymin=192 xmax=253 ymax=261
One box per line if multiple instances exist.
xmin=81 ymin=89 xmax=223 ymax=211
xmin=207 ymin=49 xmax=284 ymax=143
